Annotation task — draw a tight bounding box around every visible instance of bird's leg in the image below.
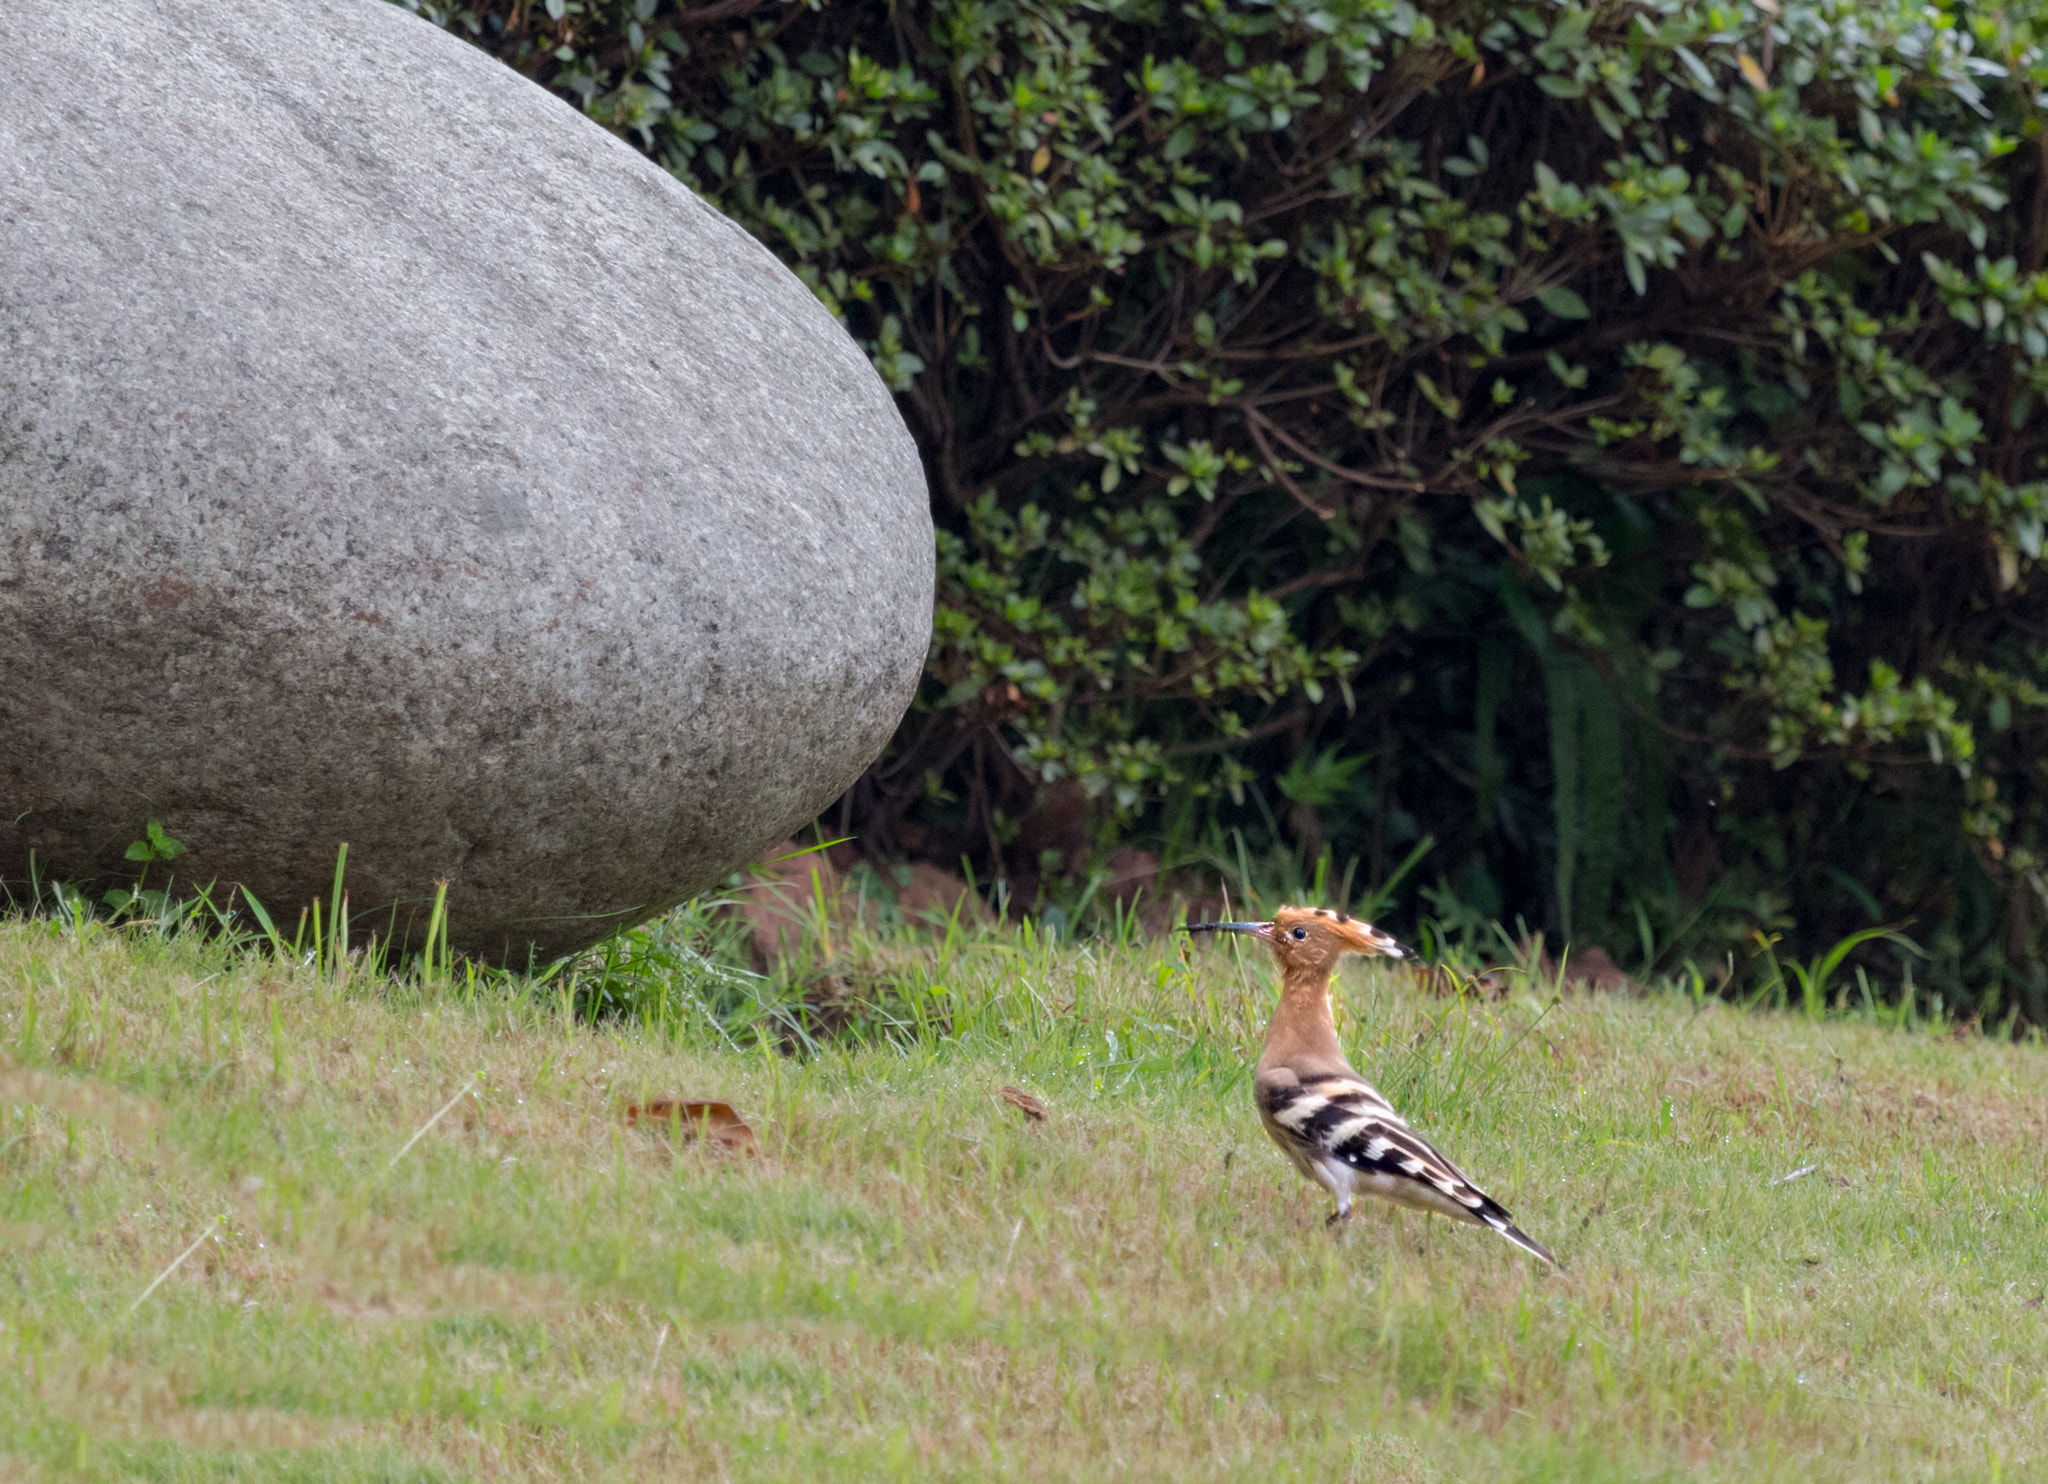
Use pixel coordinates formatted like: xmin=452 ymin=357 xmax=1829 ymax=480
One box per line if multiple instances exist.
xmin=1312 ymin=1161 xmax=1354 ymax=1233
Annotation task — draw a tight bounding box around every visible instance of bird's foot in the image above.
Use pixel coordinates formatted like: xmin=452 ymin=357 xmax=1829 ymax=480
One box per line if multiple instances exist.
xmin=1325 ymin=1206 xmax=1352 ymax=1231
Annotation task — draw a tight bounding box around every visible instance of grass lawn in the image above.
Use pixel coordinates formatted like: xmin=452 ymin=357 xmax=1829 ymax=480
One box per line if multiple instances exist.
xmin=0 ymin=910 xmax=2043 ymax=1480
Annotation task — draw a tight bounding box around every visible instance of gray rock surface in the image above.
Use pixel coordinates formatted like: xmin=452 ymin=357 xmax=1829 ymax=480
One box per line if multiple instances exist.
xmin=0 ymin=0 xmax=932 ymax=959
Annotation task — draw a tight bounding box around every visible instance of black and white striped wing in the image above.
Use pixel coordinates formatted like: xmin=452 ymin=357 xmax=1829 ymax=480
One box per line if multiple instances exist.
xmin=1259 ymin=1074 xmax=1555 ymax=1264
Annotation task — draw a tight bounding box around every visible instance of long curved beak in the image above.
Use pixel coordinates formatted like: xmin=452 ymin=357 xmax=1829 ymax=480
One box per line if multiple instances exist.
xmin=1182 ymin=920 xmax=1273 ymax=941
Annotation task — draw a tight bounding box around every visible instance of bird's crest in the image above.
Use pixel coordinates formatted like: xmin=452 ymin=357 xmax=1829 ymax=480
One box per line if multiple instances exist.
xmin=1270 ymin=904 xmax=1406 ymax=958
xmin=1185 ymin=905 xmax=1406 ymax=960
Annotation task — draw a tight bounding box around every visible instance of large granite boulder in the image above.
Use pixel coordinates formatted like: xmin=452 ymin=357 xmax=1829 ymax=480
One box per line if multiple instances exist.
xmin=0 ymin=0 xmax=932 ymax=959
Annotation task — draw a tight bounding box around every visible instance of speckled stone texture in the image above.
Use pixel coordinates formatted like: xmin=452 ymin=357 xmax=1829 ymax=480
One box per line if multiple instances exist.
xmin=0 ymin=0 xmax=932 ymax=959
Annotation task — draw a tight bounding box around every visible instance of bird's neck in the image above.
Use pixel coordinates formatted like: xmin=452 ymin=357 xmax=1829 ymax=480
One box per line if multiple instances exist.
xmin=1257 ymin=963 xmax=1345 ymax=1074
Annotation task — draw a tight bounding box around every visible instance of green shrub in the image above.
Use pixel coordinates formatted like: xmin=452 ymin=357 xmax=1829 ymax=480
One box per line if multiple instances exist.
xmin=396 ymin=0 xmax=2048 ymax=1017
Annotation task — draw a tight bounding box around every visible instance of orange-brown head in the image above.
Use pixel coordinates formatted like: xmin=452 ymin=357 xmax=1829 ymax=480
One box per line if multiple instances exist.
xmin=1185 ymin=904 xmax=1406 ymax=979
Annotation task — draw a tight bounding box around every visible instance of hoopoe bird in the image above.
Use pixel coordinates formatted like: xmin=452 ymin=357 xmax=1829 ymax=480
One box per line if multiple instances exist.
xmin=1189 ymin=906 xmax=1556 ymax=1265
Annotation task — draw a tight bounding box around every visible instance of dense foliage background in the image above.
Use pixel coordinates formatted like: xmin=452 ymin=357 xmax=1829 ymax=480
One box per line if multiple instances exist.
xmin=398 ymin=0 xmax=2048 ymax=1017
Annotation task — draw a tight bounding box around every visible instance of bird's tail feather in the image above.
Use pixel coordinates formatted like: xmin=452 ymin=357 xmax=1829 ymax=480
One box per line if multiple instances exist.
xmin=1476 ymin=1206 xmax=1558 ymax=1266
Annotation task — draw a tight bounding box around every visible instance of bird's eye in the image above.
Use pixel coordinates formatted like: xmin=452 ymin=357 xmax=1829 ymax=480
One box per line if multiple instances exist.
xmin=1290 ymin=927 xmax=1307 ymax=941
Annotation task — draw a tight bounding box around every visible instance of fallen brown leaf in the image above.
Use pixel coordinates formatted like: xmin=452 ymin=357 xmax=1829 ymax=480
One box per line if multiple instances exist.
xmin=625 ymin=1099 xmax=757 ymax=1152
xmin=998 ymin=1086 xmax=1049 ymax=1122
xmin=1408 ymin=963 xmax=1512 ymax=1000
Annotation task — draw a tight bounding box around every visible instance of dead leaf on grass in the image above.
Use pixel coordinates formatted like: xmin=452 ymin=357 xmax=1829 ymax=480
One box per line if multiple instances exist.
xmin=1406 ymin=963 xmax=1518 ymax=1000
xmin=625 ymin=1099 xmax=757 ymax=1152
xmin=998 ymin=1086 xmax=1049 ymax=1122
